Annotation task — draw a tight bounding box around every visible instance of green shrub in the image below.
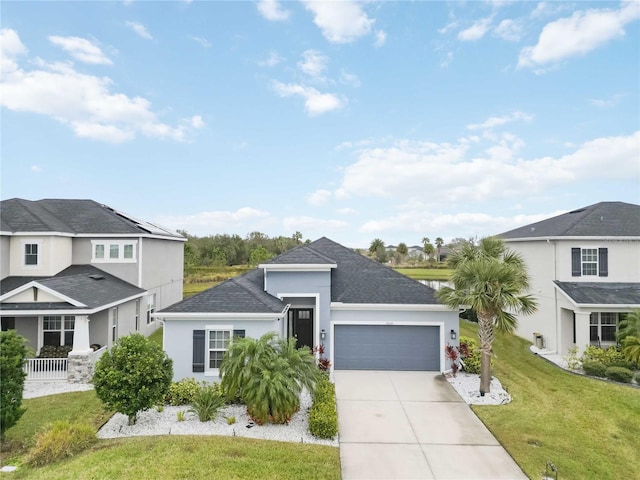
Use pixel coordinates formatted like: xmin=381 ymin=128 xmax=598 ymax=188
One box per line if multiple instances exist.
xmin=26 ymin=421 xmax=96 ymax=466
xmin=1 ymin=330 xmax=28 ymax=441
xmin=37 ymin=345 xmax=72 ymax=358
xmin=93 ymin=334 xmax=173 ymax=425
xmin=188 ymin=383 xmax=225 ymax=422
xmin=581 ymin=345 xmax=625 ymax=366
xmin=605 ymin=366 xmax=633 ymax=384
xmin=309 ymin=376 xmax=337 ymax=439
xmin=582 ymin=360 xmax=607 ymax=377
xmin=176 ymin=411 xmax=186 ymax=422
xmin=165 ymin=377 xmax=200 ymax=406
xmin=458 ymin=336 xmax=486 ymax=374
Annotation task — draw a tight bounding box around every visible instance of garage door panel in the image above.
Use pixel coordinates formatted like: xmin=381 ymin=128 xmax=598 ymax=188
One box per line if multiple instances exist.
xmin=334 ymin=324 xmax=439 ymax=371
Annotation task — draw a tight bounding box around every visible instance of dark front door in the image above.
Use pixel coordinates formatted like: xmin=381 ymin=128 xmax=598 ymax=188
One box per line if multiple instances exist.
xmin=290 ymin=308 xmax=313 ymax=349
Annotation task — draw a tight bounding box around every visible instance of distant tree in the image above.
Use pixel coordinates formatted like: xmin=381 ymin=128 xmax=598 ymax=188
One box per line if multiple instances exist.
xmin=397 ymin=243 xmax=408 ymax=255
xmin=435 ymin=237 xmax=444 ymax=262
xmin=0 ymin=330 xmax=28 ymax=441
xmin=249 ymin=246 xmax=273 ymax=266
xmin=422 ymin=237 xmax=435 ymax=259
xmin=292 ymin=231 xmax=303 ymax=244
xmin=93 ymin=334 xmax=173 ymax=425
xmin=369 ymin=238 xmax=384 ymax=255
xmin=437 ymin=237 xmax=537 ymax=395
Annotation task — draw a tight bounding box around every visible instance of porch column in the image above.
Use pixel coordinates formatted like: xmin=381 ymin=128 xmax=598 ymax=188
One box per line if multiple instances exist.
xmin=574 ymin=312 xmax=591 ymax=356
xmin=70 ymin=315 xmax=92 ymax=355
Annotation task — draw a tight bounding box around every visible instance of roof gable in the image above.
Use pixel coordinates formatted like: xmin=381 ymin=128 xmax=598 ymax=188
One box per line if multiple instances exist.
xmin=499 ymin=202 xmax=640 ymax=239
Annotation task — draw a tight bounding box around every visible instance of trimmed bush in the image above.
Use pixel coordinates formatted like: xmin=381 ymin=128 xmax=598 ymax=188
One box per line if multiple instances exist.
xmin=165 ymin=377 xmax=200 ymax=406
xmin=93 ymin=334 xmax=173 ymax=425
xmin=581 ymin=345 xmax=625 ymax=366
xmin=1 ymin=330 xmax=28 ymax=441
xmin=309 ymin=376 xmax=337 ymax=439
xmin=582 ymin=360 xmax=607 ymax=378
xmin=26 ymin=421 xmax=96 ymax=466
xmin=188 ymin=383 xmax=226 ymax=422
xmin=605 ymin=366 xmax=633 ymax=384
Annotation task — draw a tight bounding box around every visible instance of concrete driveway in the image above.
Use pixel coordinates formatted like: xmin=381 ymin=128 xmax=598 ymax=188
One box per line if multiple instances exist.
xmin=335 ymin=370 xmax=527 ymax=480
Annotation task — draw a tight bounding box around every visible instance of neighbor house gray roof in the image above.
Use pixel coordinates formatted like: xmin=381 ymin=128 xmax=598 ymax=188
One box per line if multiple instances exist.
xmin=0 ymin=198 xmax=183 ymax=239
xmin=554 ymin=281 xmax=640 ymax=306
xmin=499 ymin=202 xmax=640 ymax=239
xmin=159 ymin=268 xmax=286 ymax=314
xmin=0 ymin=265 xmax=146 ymax=312
xmin=159 ymin=237 xmax=441 ymax=315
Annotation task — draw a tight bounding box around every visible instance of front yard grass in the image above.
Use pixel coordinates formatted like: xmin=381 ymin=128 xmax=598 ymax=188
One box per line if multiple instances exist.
xmin=461 ymin=320 xmax=640 ymax=480
xmin=394 ymin=267 xmax=453 ymax=280
xmin=1 ymin=390 xmax=340 ymax=479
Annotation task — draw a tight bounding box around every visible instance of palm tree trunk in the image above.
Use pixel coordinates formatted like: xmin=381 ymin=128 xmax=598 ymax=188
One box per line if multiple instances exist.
xmin=477 ymin=312 xmax=494 ymax=395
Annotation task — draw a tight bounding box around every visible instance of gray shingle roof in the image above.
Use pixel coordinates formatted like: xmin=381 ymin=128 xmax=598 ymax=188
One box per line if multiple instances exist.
xmin=159 ymin=237 xmax=442 ymax=315
xmin=499 ymin=202 xmax=640 ymax=239
xmin=159 ymin=268 xmax=285 ymax=314
xmin=0 ymin=265 xmax=146 ymax=311
xmin=0 ymin=198 xmax=183 ymax=238
xmin=554 ymin=281 xmax=640 ymax=306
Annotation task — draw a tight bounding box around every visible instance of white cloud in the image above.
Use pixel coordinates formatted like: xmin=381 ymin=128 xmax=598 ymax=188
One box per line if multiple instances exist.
xmin=466 ymin=111 xmax=533 ymax=131
xmin=493 ymin=19 xmax=522 ymax=42
xmin=333 ymin=131 xmax=639 ymax=204
xmin=307 ymin=189 xmax=332 ymax=206
xmin=518 ymin=2 xmax=640 ymax=69
xmin=0 ymin=29 xmax=201 ymax=143
xmin=257 ymin=0 xmax=290 ymax=21
xmin=302 ymin=0 xmax=374 ymax=43
xmin=374 ymin=30 xmax=387 ymax=47
xmin=588 ymin=93 xmax=626 ymax=108
xmin=458 ymin=17 xmax=493 ymax=41
xmin=190 ymin=115 xmax=205 ymax=128
xmin=48 ymin=36 xmax=113 ymax=65
xmin=337 ymin=207 xmax=358 ymax=215
xmin=298 ymin=49 xmax=328 ymax=80
xmin=258 ymin=50 xmax=284 ymax=67
xmin=340 ymin=69 xmax=361 ymax=88
xmin=189 ymin=35 xmax=212 ymax=48
xmin=283 ymin=216 xmax=348 ymax=232
xmin=31 ymin=165 xmax=42 ymax=173
xmin=272 ymin=81 xmax=343 ymax=116
xmin=125 ymin=21 xmax=153 ymax=40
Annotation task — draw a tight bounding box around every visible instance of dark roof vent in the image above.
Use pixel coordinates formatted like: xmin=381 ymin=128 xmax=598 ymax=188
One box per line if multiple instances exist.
xmin=568 ymin=208 xmax=586 ymax=214
xmin=89 ymin=274 xmax=105 ymax=281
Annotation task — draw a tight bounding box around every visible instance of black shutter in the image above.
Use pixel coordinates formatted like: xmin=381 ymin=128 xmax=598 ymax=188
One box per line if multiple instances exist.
xmin=571 ymin=248 xmax=581 ymax=277
xmin=193 ymin=330 xmax=205 ymax=372
xmin=233 ymin=329 xmax=246 ymax=338
xmin=598 ymin=248 xmax=608 ymax=277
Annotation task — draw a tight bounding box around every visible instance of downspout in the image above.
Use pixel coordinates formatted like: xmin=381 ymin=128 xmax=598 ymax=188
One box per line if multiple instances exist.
xmin=137 ymin=236 xmax=143 ymax=288
xmin=551 ymin=238 xmax=559 ymax=353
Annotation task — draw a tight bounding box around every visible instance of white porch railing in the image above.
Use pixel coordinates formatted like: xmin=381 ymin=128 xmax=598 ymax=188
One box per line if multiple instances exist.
xmin=91 ymin=345 xmax=107 ymax=362
xmin=24 ymin=358 xmax=68 ymax=381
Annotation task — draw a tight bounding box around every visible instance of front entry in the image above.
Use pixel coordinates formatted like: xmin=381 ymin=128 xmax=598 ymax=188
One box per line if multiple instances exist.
xmin=289 ymin=308 xmax=314 ymax=349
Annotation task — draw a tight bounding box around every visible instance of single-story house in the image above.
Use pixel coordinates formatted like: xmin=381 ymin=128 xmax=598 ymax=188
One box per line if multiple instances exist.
xmin=157 ymin=237 xmax=459 ymax=381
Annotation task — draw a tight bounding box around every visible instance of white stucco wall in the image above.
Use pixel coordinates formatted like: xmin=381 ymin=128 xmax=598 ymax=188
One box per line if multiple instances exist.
xmin=1 ymin=236 xmax=10 ymax=279
xmin=9 ymin=236 xmax=72 ymax=277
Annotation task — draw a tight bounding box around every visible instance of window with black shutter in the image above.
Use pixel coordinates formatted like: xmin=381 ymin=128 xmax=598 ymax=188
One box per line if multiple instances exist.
xmin=192 ymin=330 xmax=205 ymax=372
xmin=598 ymin=248 xmax=608 ymax=277
xmin=233 ymin=329 xmax=246 ymax=338
xmin=571 ymin=248 xmax=581 ymax=276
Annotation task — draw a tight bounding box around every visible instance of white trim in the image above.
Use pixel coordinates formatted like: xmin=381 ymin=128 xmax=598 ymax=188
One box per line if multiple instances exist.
xmin=91 ymin=239 xmax=138 ymax=263
xmin=331 ymin=302 xmax=452 ymax=312
xmin=259 ymin=263 xmax=336 ymax=272
xmin=553 ymin=284 xmax=640 ymax=309
xmin=205 ymin=324 xmax=233 ymax=376
xmin=137 ymin=236 xmax=143 ymax=287
xmin=2 ymin=231 xmax=186 ymax=241
xmin=21 ymin=239 xmax=42 ymax=268
xmin=0 ymin=281 xmax=86 ymax=306
xmin=0 ymin=291 xmax=148 ymax=316
xmin=330 ymin=320 xmax=446 ymax=373
xmin=503 ymin=236 xmax=639 ymax=243
xmin=277 ymin=293 xmax=320 ymax=350
xmin=153 ymin=309 xmax=288 ymax=320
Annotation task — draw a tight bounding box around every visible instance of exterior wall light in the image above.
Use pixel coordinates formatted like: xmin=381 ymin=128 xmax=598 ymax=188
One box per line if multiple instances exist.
xmin=321 ymin=329 xmax=326 ymax=340
xmin=450 ymin=329 xmax=457 ymax=340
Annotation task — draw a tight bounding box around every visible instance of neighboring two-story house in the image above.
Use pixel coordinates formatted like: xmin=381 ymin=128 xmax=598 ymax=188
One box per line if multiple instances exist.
xmin=498 ymin=201 xmax=640 ymax=356
xmin=0 ymin=198 xmax=185 ymax=382
xmin=157 ymin=237 xmax=459 ymax=382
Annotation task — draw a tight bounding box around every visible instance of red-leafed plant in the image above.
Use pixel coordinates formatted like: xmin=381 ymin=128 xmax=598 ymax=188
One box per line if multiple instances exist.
xmin=445 ymin=344 xmax=460 ymax=377
xmin=313 ymin=344 xmax=332 ymax=372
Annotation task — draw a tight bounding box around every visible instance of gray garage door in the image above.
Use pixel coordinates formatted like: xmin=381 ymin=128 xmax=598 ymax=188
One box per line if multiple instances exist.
xmin=334 ymin=324 xmax=440 ymax=371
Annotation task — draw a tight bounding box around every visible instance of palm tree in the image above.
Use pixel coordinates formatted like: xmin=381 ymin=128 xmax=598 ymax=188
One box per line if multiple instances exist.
xmin=369 ymin=238 xmax=384 ymax=255
xmin=292 ymin=231 xmax=303 ymax=245
xmin=435 ymin=237 xmax=444 ymax=262
xmin=437 ymin=237 xmax=538 ymax=395
xmin=617 ymin=310 xmax=640 ymax=364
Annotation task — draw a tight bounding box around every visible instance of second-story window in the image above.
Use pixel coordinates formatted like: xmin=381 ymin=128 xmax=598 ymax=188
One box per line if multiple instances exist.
xmin=25 ymin=244 xmax=38 ymax=265
xmin=571 ymin=247 xmax=608 ymax=277
xmin=92 ymin=240 xmax=137 ymax=263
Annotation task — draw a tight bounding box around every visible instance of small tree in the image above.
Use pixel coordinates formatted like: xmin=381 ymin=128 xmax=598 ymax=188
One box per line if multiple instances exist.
xmin=0 ymin=330 xmax=29 ymax=441
xmin=93 ymin=334 xmax=173 ymax=425
xmin=617 ymin=311 xmax=640 ymax=364
xmin=249 ymin=246 xmax=272 ymax=266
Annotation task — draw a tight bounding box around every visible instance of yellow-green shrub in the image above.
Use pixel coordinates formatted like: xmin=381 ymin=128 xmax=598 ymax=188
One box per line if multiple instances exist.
xmin=309 ymin=375 xmax=337 ymax=439
xmin=26 ymin=421 xmax=96 ymax=466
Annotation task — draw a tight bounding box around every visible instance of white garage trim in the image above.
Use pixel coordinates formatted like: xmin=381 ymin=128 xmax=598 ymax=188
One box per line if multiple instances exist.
xmin=330 ymin=320 xmax=445 ymax=373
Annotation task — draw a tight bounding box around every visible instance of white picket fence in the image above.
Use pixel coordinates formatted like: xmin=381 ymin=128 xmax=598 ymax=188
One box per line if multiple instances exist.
xmin=23 ymin=358 xmax=68 ymax=381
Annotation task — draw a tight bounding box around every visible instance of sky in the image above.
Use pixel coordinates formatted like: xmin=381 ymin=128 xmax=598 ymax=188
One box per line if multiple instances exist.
xmin=1 ymin=1 xmax=639 ymax=248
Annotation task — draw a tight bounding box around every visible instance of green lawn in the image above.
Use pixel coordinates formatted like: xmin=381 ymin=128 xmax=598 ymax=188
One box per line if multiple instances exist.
xmin=461 ymin=320 xmax=640 ymax=480
xmin=394 ymin=267 xmax=453 ymax=280
xmin=1 ymin=391 xmax=340 ymax=479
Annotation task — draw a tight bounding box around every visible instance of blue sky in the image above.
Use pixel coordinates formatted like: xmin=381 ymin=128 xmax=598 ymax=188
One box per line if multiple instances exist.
xmin=2 ymin=1 xmax=639 ymax=248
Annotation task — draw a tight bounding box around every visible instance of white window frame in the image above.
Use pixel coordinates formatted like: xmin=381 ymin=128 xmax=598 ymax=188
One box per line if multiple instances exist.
xmin=146 ymin=293 xmax=156 ymax=325
xmin=22 ymin=240 xmax=41 ymax=268
xmin=91 ymin=240 xmax=138 ymax=263
xmin=42 ymin=315 xmax=75 ymax=347
xmin=205 ymin=325 xmax=232 ymax=376
xmin=590 ymin=312 xmax=618 ymax=346
xmin=135 ymin=299 xmax=140 ymax=332
xmin=111 ymin=307 xmax=118 ymax=342
xmin=581 ymin=248 xmax=598 ymax=276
